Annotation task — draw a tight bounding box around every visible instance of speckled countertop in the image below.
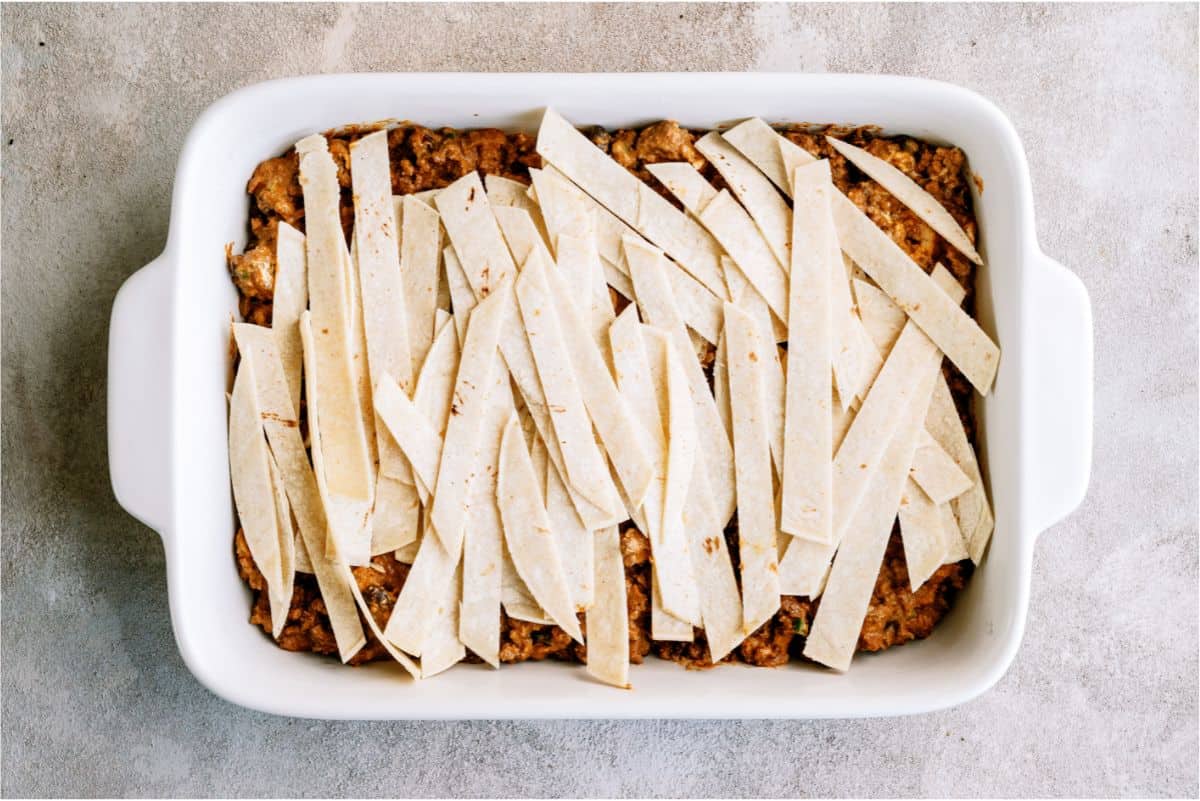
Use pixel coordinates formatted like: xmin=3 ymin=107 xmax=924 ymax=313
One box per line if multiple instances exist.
xmin=2 ymin=3 xmax=1196 ymax=797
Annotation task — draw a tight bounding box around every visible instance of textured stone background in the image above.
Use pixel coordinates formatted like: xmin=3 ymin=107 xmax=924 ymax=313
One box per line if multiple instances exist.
xmin=2 ymin=3 xmax=1196 ymax=797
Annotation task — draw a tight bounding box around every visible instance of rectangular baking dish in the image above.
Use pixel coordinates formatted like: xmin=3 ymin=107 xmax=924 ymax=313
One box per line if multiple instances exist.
xmin=107 ymin=73 xmax=1092 ymax=719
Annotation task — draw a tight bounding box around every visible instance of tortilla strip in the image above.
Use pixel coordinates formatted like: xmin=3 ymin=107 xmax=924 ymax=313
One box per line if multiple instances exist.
xmin=536 ymin=109 xmax=727 ymax=297
xmin=723 ymin=257 xmax=786 ymax=476
xmin=398 ymin=195 xmax=443 ymax=377
xmin=585 ymin=526 xmax=631 ymax=687
xmin=544 ymin=454 xmax=594 ymax=611
xmin=501 ymin=529 xmax=553 ymax=625
xmin=624 ymin=236 xmax=736 ymax=527
xmin=825 ymin=136 xmax=983 ymax=266
xmin=373 ymin=376 xmax=444 ymax=498
xmin=232 ymin=323 xmax=366 ymax=663
xmin=434 ymin=172 xmax=517 ymax=297
xmin=537 ymin=249 xmax=655 ymax=509
xmin=645 ymin=161 xmax=719 ymax=214
xmin=555 ymin=231 xmax=616 ymax=349
xmin=429 ymin=280 xmax=511 ymax=554
xmin=614 ymin=312 xmax=700 ymax=625
xmin=853 ymin=278 xmax=908 ymax=353
xmin=712 ymin=329 xmax=733 ymax=445
xmin=928 ymin=376 xmax=994 ymax=563
xmin=414 ymin=311 xmax=461 ymax=438
xmin=420 ymin=560 xmax=466 ymax=679
xmin=804 ymin=359 xmax=938 ymax=671
xmin=723 ymin=303 xmax=783 ymax=633
xmin=383 ymin=520 xmax=460 ymax=657
xmin=295 ymin=134 xmax=373 ymax=500
xmin=828 ymin=195 xmax=998 ymax=394
xmin=442 ymin=246 xmax=474 ymax=342
xmin=486 ymin=174 xmax=552 ymax=244
xmin=294 ymin=526 xmax=313 ymax=573
xmin=394 ymin=537 xmax=419 ymax=565
xmin=780 ymin=161 xmax=835 ymax=543
xmin=496 ymin=414 xmax=585 ymax=642
xmin=898 ymin=477 xmax=948 ymax=591
xmin=910 ymin=430 xmax=973 ymax=504
xmin=698 ymin=190 xmax=789 ymax=324
xmin=516 ymin=254 xmax=620 ymax=510
xmin=940 ymin=501 xmax=970 ymax=563
xmin=371 ymin=474 xmax=420 ymax=553
xmin=265 ymin=453 xmax=297 ymax=611
xmin=229 ymin=360 xmax=289 ymax=637
xmin=694 ymin=132 xmax=791 ymax=271
xmin=272 ymin=221 xmax=307 ymax=414
xmin=722 ymin=117 xmax=801 ymax=194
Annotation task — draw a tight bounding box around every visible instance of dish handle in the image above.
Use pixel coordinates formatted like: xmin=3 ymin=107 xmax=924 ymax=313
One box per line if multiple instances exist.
xmin=1024 ymin=250 xmax=1093 ymax=535
xmin=108 ymin=255 xmax=173 ymax=534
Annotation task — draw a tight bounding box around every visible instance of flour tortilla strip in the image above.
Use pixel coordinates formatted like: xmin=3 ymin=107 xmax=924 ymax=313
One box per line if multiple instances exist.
xmin=383 ymin=521 xmax=460 ymax=657
xmin=294 ymin=527 xmax=313 ymax=573
xmin=501 ymin=532 xmax=553 ymax=625
xmin=804 ymin=361 xmax=938 ymax=671
xmin=371 ymin=474 xmax=420 ymax=553
xmin=496 ymin=414 xmax=584 ymax=642
xmin=300 ymin=311 xmax=374 ymax=566
xmin=516 ymin=254 xmax=621 ymax=512
xmin=442 ymin=246 xmax=474 ymax=342
xmin=928 ymin=376 xmax=994 ymax=563
xmin=374 ymin=376 xmax=443 ymax=497
xmin=429 ymin=280 xmax=511 ymax=555
xmin=624 ymin=236 xmax=736 ymax=527
xmin=853 ymin=278 xmax=908 ymax=353
xmin=722 ymin=117 xmax=800 ymax=194
xmin=394 ymin=536 xmax=420 ymax=565
xmin=536 ymin=109 xmax=726 ymax=297
xmin=272 ymin=221 xmax=307 ymax=414
xmin=832 ymin=386 xmax=856 ymax=453
xmin=398 ymin=195 xmax=443 ymax=377
xmin=486 ymin=174 xmax=552 ymax=248
xmin=434 ymin=172 xmax=518 ymax=297
xmin=587 ymin=526 xmax=632 ymax=687
xmin=613 ymin=312 xmax=700 ymax=625
xmin=265 ymin=454 xmax=297 ymax=615
xmin=645 ymin=161 xmax=719 ymax=214
xmin=910 ymin=430 xmax=973 ymax=504
xmin=538 ymin=249 xmax=654 ymax=509
xmin=723 ymin=257 xmax=786 ymax=475
xmin=229 ymin=361 xmax=289 ymax=637
xmin=695 ymin=132 xmax=792 ymax=272
xmin=712 ymin=329 xmax=733 ymax=446
xmin=528 ymin=433 xmax=549 ymax=502
xmin=295 ymin=134 xmax=372 ymax=500
xmin=940 ymin=501 xmax=970 ymax=563
xmin=420 ymin=560 xmax=466 ymax=678
xmin=898 ymin=477 xmax=948 ymax=591
xmin=555 ymin=231 xmax=616 ymax=349
xmin=724 ymin=303 xmax=782 ymax=633
xmin=414 ymin=310 xmax=461 ymax=440
xmin=494 ymin=205 xmax=556 ymax=268
xmin=651 ymin=576 xmax=696 ymax=642
xmin=829 ymin=193 xmax=999 ymax=394
xmin=544 ymin=455 xmax=594 ymax=611
xmin=445 ymin=187 xmax=621 ymax=528
xmin=232 ymin=323 xmax=366 ymax=663
xmin=698 ymin=190 xmax=789 ymax=324
xmin=825 ymin=136 xmax=983 ymax=266
xmin=780 ymin=162 xmax=835 ymax=543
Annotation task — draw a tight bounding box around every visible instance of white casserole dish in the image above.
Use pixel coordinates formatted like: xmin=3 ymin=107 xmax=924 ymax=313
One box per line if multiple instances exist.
xmin=107 ymin=73 xmax=1092 ymax=719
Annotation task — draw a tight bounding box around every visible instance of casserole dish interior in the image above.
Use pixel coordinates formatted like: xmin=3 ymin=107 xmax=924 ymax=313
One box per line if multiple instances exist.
xmin=107 ymin=73 xmax=1092 ymax=719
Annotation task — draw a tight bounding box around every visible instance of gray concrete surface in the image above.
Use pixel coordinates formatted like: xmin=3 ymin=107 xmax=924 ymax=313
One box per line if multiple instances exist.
xmin=2 ymin=3 xmax=1196 ymax=797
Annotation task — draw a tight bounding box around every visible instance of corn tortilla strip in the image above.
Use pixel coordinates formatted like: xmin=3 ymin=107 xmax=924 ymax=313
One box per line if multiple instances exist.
xmin=299 ymin=311 xmax=374 ymax=566
xmin=536 ymin=109 xmax=727 ymax=298
xmin=371 ymin=474 xmax=420 ymax=553
xmin=374 ymin=376 xmax=444 ymax=495
xmin=723 ymin=258 xmax=786 ymax=475
xmin=265 ymin=454 xmax=297 ymax=613
xmin=516 ymin=254 xmax=620 ymax=511
xmin=625 ymin=236 xmax=736 ymax=527
xmin=229 ymin=362 xmax=289 ymax=638
xmin=694 ymin=131 xmax=791 ymax=271
xmin=585 ymin=526 xmax=631 ymax=687
xmin=804 ymin=361 xmax=938 ymax=671
xmin=272 ymin=221 xmax=307 ymax=414
xmin=232 ymin=323 xmax=366 ymax=662
xmin=496 ymin=415 xmax=584 ymax=642
xmin=825 ymin=136 xmax=983 ymax=266
xmin=940 ymin=501 xmax=970 ymax=563
xmin=421 ymin=560 xmax=466 ymax=678
xmin=910 ymin=430 xmax=973 ymax=504
xmin=619 ymin=315 xmax=700 ymax=625
xmin=898 ymin=477 xmax=948 ymax=591
xmin=538 ymin=249 xmax=655 ymax=508
xmin=295 ymin=134 xmax=373 ymax=500
xmin=429 ymin=280 xmax=511 ymax=555
xmin=828 ymin=194 xmax=998 ymax=394
xmin=544 ymin=456 xmax=594 ymax=611
xmin=697 ymin=190 xmax=789 ymax=324
xmin=780 ymin=162 xmax=835 ymax=543
xmin=724 ymin=303 xmax=782 ymax=633
xmin=398 ymin=195 xmax=443 ymax=377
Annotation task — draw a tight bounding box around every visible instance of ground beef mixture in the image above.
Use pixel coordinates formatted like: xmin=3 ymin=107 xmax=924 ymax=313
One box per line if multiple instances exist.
xmin=230 ymin=119 xmax=980 ymax=670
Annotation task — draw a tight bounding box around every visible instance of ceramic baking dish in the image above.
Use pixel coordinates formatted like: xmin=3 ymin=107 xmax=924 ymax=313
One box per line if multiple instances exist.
xmin=107 ymin=73 xmax=1092 ymax=719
